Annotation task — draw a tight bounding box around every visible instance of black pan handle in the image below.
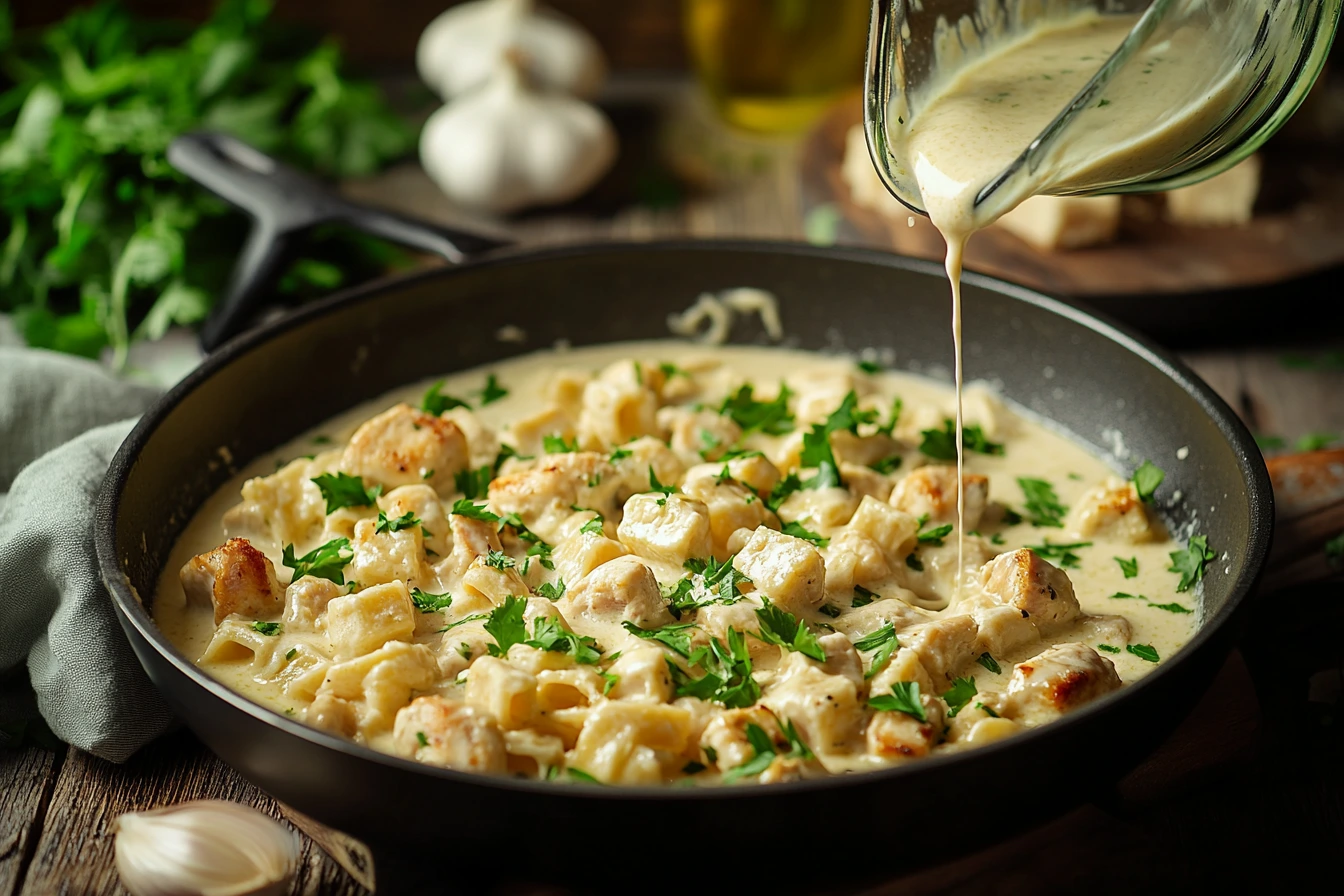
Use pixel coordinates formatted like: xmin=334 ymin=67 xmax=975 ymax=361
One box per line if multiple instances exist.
xmin=168 ymin=131 xmax=510 ymax=351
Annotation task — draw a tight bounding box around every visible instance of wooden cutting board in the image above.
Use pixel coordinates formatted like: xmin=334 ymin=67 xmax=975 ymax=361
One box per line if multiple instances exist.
xmin=800 ymin=95 xmax=1344 ymax=296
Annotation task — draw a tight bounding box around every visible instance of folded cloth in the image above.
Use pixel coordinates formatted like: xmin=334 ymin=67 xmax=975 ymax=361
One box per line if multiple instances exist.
xmin=0 ymin=347 xmax=175 ymax=761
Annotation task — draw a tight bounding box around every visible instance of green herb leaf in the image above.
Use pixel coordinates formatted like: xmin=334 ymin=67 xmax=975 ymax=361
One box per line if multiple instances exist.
xmin=567 ymin=768 xmax=602 ymax=784
xmin=536 ymin=579 xmax=567 ymax=601
xmin=1017 ymin=477 xmax=1067 ymax=528
xmin=410 ymin=588 xmax=453 ymax=613
xmin=648 ymin=466 xmax=678 ymax=497
xmin=282 ymin=538 xmax=353 ymax=584
xmin=976 ymin=652 xmax=1001 ymax=674
xmin=1327 ymin=532 xmax=1344 ymax=565
xmin=919 ymin=419 xmax=1004 ymax=460
xmin=1127 ymin=643 xmax=1160 ymax=663
xmin=975 ymin=702 xmax=1000 ymax=717
xmin=869 ymin=681 xmax=927 ymax=721
xmin=1147 ymin=601 xmax=1192 ymax=614
xmin=1115 ymin=556 xmax=1139 ymax=578
xmin=529 ymin=615 xmax=602 ymax=664
xmin=451 ymin=499 xmax=499 ymax=522
xmin=484 ymin=595 xmax=528 ymax=656
xmin=917 ymin=523 xmax=954 ymax=546
xmin=1168 ymin=534 xmax=1215 ymax=592
xmin=478 ymin=374 xmax=508 ymax=405
xmin=543 ymin=434 xmax=578 ymax=454
xmin=781 ymin=520 xmax=829 ymax=547
xmin=765 ymin=472 xmax=803 ymax=514
xmin=1131 ymin=460 xmax=1165 ymax=502
xmin=1026 ymin=540 xmax=1092 ymax=569
xmin=869 ymin=455 xmax=903 ymax=475
xmin=857 ymin=359 xmax=883 ymax=374
xmin=422 ymin=381 xmax=470 ymax=415
xmin=719 ymin=384 xmax=795 ymax=436
xmin=905 ymin=554 xmax=925 ymax=572
xmin=622 ymin=620 xmax=697 ymax=658
xmin=942 ymin=676 xmax=977 ymax=717
xmin=438 ymin=613 xmax=488 ymax=633
xmin=416 ymin=731 xmax=429 ymax=747
xmin=753 ymin=599 xmax=826 ymax=661
xmin=667 ymin=628 xmax=759 ymax=708
xmin=454 ymin=465 xmax=493 ymax=500
xmin=484 ymin=550 xmax=516 ymax=571
xmin=375 ymin=509 xmax=419 ymax=534
xmin=311 ymin=473 xmax=381 ymax=514
xmin=852 ymin=585 xmax=878 ymax=608
xmin=1096 ymin=644 xmax=1121 ymax=654
xmin=250 ymin=621 xmax=281 ymax=636
xmin=854 ymin=621 xmax=900 ymax=679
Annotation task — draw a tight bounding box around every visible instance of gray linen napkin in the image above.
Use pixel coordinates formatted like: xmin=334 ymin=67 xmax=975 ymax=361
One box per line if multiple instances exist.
xmin=0 ymin=347 xmax=176 ymax=761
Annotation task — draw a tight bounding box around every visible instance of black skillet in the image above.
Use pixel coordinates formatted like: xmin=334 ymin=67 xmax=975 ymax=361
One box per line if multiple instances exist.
xmin=95 ymin=133 xmax=1273 ymax=893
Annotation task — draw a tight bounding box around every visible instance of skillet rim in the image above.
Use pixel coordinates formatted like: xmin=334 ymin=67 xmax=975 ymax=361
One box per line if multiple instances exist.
xmin=94 ymin=238 xmax=1273 ymax=803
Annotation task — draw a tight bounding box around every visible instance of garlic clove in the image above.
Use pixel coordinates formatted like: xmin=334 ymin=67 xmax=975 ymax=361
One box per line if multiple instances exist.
xmin=417 ymin=0 xmax=607 ymax=100
xmin=114 ymin=800 xmax=299 ymax=896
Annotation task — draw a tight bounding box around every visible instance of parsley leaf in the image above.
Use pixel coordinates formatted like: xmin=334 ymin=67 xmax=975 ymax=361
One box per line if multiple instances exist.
xmin=451 ymin=499 xmax=499 ymax=522
xmin=919 ymin=419 xmax=1004 ymax=460
xmin=608 ymin=447 xmax=633 ymax=463
xmin=976 ymin=652 xmax=1002 ymax=674
xmin=1096 ymin=644 xmax=1121 ymax=654
xmin=1127 ymin=643 xmax=1160 ymax=663
xmin=536 ymin=580 xmax=567 ymax=601
xmin=869 ymin=455 xmax=903 ymax=474
xmin=1017 ymin=477 xmax=1067 ymax=528
xmin=422 ymin=380 xmax=470 ymax=415
xmin=622 ymin=621 xmax=697 ymax=658
xmin=375 ymin=510 xmax=419 ymax=534
xmin=1026 ymin=540 xmax=1092 ymax=569
xmin=529 ymin=615 xmax=602 ymax=664
xmin=917 ymin=522 xmax=954 ymax=546
xmin=869 ymin=681 xmax=927 ymax=721
xmin=719 ymin=384 xmax=795 ymax=436
xmin=1327 ymin=532 xmax=1344 ymax=565
xmin=250 ymin=621 xmax=281 ymax=636
xmin=1147 ymin=601 xmax=1192 ymax=614
xmin=437 ymin=613 xmax=488 ymax=633
xmin=485 ymin=550 xmax=516 ymax=571
xmin=683 ymin=555 xmax=752 ymax=604
xmin=800 ymin=391 xmax=871 ymax=490
xmin=854 ymin=621 xmax=900 ymax=679
xmin=543 ymin=434 xmax=578 ymax=454
xmin=1168 ymin=534 xmax=1215 ymax=592
xmin=659 ymin=362 xmax=688 ymax=380
xmin=905 ymin=554 xmax=925 ymax=572
xmin=975 ymin=702 xmax=1000 ymax=717
xmin=857 ymin=359 xmax=884 ymax=374
xmin=416 ymin=731 xmax=429 ymax=747
xmin=753 ymin=599 xmax=826 ymax=661
xmin=602 ymin=672 xmax=620 ymax=695
xmin=852 ymin=585 xmax=878 ymax=608
xmin=721 ymin=719 xmax=814 ymax=783
xmin=781 ymin=520 xmax=829 ymax=547
xmin=667 ymin=628 xmax=759 ymax=708
xmin=282 ymin=538 xmax=353 ymax=584
xmin=310 ymin=473 xmax=381 ymax=514
xmin=478 ymin=374 xmax=508 ymax=405
xmin=410 ymin=588 xmax=452 ymax=613
xmin=454 ymin=465 xmax=493 ymax=500
xmin=648 ymin=466 xmax=678 ymax=498
xmin=942 ymin=676 xmax=977 ymax=717
xmin=1132 ymin=460 xmax=1165 ymax=502
xmin=567 ymin=768 xmax=602 ymax=784
xmin=1115 ymin=556 xmax=1139 ymax=578
xmin=765 ymin=472 xmax=803 ymax=514
xmin=484 ymin=595 xmax=528 ymax=656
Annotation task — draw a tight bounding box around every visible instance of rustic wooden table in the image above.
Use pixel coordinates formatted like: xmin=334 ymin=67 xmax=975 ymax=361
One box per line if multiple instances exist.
xmin=3 ymin=94 xmax=1343 ymax=894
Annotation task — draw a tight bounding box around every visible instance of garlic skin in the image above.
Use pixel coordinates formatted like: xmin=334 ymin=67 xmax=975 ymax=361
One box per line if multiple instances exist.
xmin=419 ymin=57 xmax=617 ymax=214
xmin=417 ymin=0 xmax=606 ymax=100
xmin=114 ymin=800 xmax=299 ymax=896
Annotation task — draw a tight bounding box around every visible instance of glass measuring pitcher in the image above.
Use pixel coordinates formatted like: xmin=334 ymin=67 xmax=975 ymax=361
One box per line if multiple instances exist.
xmin=864 ymin=0 xmax=1342 ymax=218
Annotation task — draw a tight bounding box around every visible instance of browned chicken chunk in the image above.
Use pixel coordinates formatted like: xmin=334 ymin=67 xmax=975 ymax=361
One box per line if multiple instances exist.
xmin=1002 ymin=642 xmax=1122 ymax=725
xmin=180 ymin=537 xmax=283 ymax=624
xmin=978 ymin=548 xmax=1081 ymax=632
xmin=341 ymin=403 xmax=469 ymax=496
xmin=889 ymin=465 xmax=989 ymax=530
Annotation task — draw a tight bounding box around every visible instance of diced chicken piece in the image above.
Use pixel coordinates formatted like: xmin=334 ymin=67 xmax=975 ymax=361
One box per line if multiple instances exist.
xmin=508 ymin=405 xmax=574 ymax=459
xmin=550 ymin=532 xmax=630 ymax=587
xmin=326 ymin=581 xmax=416 ymax=661
xmin=681 ymin=470 xmax=779 ymax=560
xmin=1164 ymin=154 xmax=1260 ymax=226
xmin=816 ymin=632 xmax=864 ymax=688
xmin=831 ymin=430 xmax=904 ymax=469
xmin=695 ymin=600 xmax=772 ymax=662
xmin=347 ymin=516 xmax=432 ymax=591
xmin=658 ymin=406 xmax=742 ymax=462
xmin=606 ymin=646 xmax=674 ymax=703
xmin=732 ymin=527 xmax=826 ymax=616
xmin=978 ymin=549 xmax=1081 ymax=632
xmin=464 ymin=656 xmax=538 ymax=730
xmin=222 ymin=457 xmax=329 ymax=552
xmin=868 ymin=646 xmax=936 ymax=695
xmin=341 ymin=404 xmax=469 ymax=497
xmin=721 ymin=453 xmax=783 ymax=498
xmin=777 ymin=486 xmax=858 ymax=529
xmin=379 ymin=484 xmax=450 ymax=558
xmin=604 ymin=437 xmax=687 ymax=504
xmin=488 ymin=451 xmax=612 ymax=542
xmin=839 ymin=463 xmax=894 ymax=503
xmin=283 ymin=575 xmax=344 ymax=632
xmin=394 ymin=695 xmax=507 ymax=774
xmin=995 ymin=194 xmax=1121 ymax=251
xmin=866 ymin=693 xmax=945 ymax=759
xmin=899 ymin=615 xmax=979 ymax=685
xmin=439 ymin=407 xmax=500 ymax=469
xmin=846 ymin=496 xmax=920 ymax=563
xmin=1072 ymin=613 xmax=1134 ymax=649
xmin=617 ymin=493 xmax=713 ymax=566
xmin=446 ymin=512 xmax=503 ymax=576
xmin=1065 ymin=477 xmax=1158 ymax=543
xmin=1002 ymin=642 xmax=1123 ymax=725
xmin=890 ymin=465 xmax=989 ymax=530
xmin=180 ymin=538 xmax=284 ymax=625
xmin=576 ymin=375 xmax=660 ymax=450
xmin=700 ymin=707 xmax=784 ymax=771
xmin=761 ymin=663 xmax=862 ymax=755
xmin=823 ymin=531 xmax=893 ymax=594
xmin=560 ymin=556 xmax=674 ymax=629
xmin=971 ymin=604 xmax=1042 ymax=659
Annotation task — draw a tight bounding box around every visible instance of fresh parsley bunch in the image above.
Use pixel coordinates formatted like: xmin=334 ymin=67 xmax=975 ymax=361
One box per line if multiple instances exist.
xmin=0 ymin=0 xmax=414 ymax=364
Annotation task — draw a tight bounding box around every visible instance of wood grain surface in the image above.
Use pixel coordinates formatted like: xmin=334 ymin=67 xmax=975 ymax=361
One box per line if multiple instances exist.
xmin=3 ymin=92 xmax=1343 ymax=895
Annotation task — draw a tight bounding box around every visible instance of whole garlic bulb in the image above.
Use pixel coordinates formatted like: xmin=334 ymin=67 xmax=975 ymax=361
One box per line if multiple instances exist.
xmin=420 ymin=54 xmax=617 ymax=214
xmin=114 ymin=800 xmax=299 ymax=896
xmin=417 ymin=0 xmax=606 ymax=100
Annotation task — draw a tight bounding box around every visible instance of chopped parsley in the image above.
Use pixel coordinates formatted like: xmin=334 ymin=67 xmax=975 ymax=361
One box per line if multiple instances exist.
xmin=667 ymin=628 xmax=759 ymax=708
xmin=753 ymin=599 xmax=826 ymax=661
xmin=648 ymin=466 xmax=678 ymax=501
xmin=1096 ymin=644 xmax=1121 ymax=653
xmin=719 ymin=383 xmax=795 ymax=436
xmin=1127 ymin=643 xmax=1160 ymax=663
xmin=484 ymin=550 xmax=516 ymax=571
xmin=483 ymin=596 xmax=528 ymax=655
xmin=1168 ymin=535 xmax=1215 ymax=592
xmin=310 ymin=472 xmax=381 ymax=514
xmin=975 ymin=702 xmax=1000 ymax=718
xmin=1026 ymin=540 xmax=1092 ymax=569
xmin=781 ymin=520 xmax=829 ymax=547
xmin=451 ymin=499 xmax=499 ymax=522
xmin=285 ymin=647 xmax=298 ymax=661
xmin=250 ymin=621 xmax=281 ymax=636
xmin=282 ymin=538 xmax=353 ymax=585
xmin=1115 ymin=556 xmax=1139 ymax=578
xmin=818 ymin=604 xmax=841 ymax=619
xmin=857 ymin=359 xmax=884 ymax=374
xmin=536 ymin=579 xmax=567 ymax=601
xmin=942 ymin=676 xmax=977 ymax=717
xmin=869 ymin=681 xmax=927 ymax=722
xmin=800 ymin=391 xmax=875 ymax=490
xmin=454 ymin=465 xmax=493 ymax=500
xmin=1109 ymin=592 xmax=1144 ymax=599
xmin=1132 ymin=460 xmax=1165 ymax=502
xmin=659 ymin=361 xmax=688 ymax=380
xmin=602 ymin=672 xmax=620 ymax=695
xmin=375 ymin=510 xmax=419 ymax=534
xmin=919 ymin=419 xmax=1004 ymax=460
xmin=416 ymin=731 xmax=429 ymax=748
xmin=765 ymin=472 xmax=803 ymax=514
xmin=1147 ymin=601 xmax=1193 ymax=614
xmin=976 ymin=652 xmax=1001 ymax=674
xmin=478 ymin=374 xmax=508 ymax=405
xmin=421 ymin=380 xmax=470 ymax=415
xmin=869 ymin=455 xmax=903 ymax=475
xmin=1017 ymin=477 xmax=1067 ymax=528
xmin=905 ymin=554 xmax=925 ymax=572
xmin=854 ymin=621 xmax=900 ymax=679
xmin=567 ymin=768 xmax=602 ymax=784
xmin=622 ymin=621 xmax=697 ymax=658
xmin=410 ymin=588 xmax=453 ymax=613
xmin=485 ymin=595 xmax=600 ymax=663
xmin=608 ymin=447 xmax=633 ymax=463
xmin=457 ymin=642 xmax=473 ymax=660
xmin=543 ymin=434 xmax=578 ymax=454
xmin=437 ymin=613 xmax=488 ymax=633
xmin=525 ymin=540 xmax=555 ymax=573
xmin=852 ymin=585 xmax=878 ymax=608
xmin=685 ymin=555 xmax=753 ymax=604
xmin=917 ymin=523 xmax=954 ymax=546
xmin=722 ymin=719 xmax=813 ymax=784
xmin=579 ymin=516 xmax=605 ymax=537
